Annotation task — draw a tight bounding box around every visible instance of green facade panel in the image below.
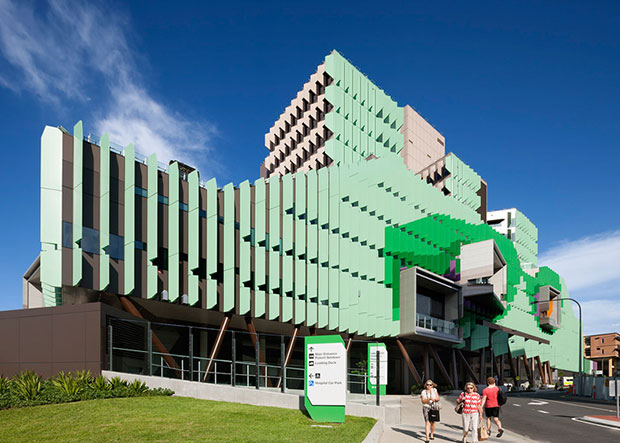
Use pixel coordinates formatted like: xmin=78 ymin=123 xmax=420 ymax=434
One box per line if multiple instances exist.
xmin=168 ymin=162 xmax=180 ymax=302
xmin=99 ymin=134 xmax=110 ymax=291
xmin=72 ymin=121 xmax=83 ymax=286
xmin=40 ymin=126 xmax=64 ymax=306
xmin=123 ymin=144 xmax=135 ymax=295
xmin=205 ymin=178 xmax=217 ymax=309
xmin=239 ymin=180 xmax=251 ymax=315
xmin=146 ymin=153 xmax=158 ymax=299
xmin=223 ymin=183 xmax=235 ymax=312
xmin=188 ymin=170 xmax=199 ymax=305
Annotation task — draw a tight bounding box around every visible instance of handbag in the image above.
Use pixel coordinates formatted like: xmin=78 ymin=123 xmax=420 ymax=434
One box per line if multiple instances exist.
xmin=455 ymin=402 xmax=464 ymax=414
xmin=478 ymin=425 xmax=489 ymax=441
xmin=428 ymin=408 xmax=440 ymax=422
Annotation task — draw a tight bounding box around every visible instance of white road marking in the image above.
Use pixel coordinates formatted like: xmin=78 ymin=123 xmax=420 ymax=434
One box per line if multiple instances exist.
xmin=528 ymin=401 xmax=549 ymax=405
xmin=529 ymin=397 xmax=615 ymax=413
xmin=513 ymin=404 xmax=521 ymax=407
xmin=571 ymin=417 xmax=620 ymax=430
xmin=537 ymin=410 xmax=550 ymax=414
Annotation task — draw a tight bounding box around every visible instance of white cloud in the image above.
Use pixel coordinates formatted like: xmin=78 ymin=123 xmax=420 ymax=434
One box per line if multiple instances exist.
xmin=539 ymin=230 xmax=620 ymax=293
xmin=540 ymin=230 xmax=620 ymax=334
xmin=0 ymin=0 xmax=216 ymax=174
xmin=581 ymin=299 xmax=620 ymax=335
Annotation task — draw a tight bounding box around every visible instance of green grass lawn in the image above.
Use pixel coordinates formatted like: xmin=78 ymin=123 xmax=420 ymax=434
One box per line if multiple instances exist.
xmin=0 ymin=396 xmax=376 ymax=442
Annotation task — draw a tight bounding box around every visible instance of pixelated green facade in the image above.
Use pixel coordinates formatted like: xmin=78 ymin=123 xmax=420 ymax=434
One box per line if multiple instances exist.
xmin=39 ymin=51 xmax=584 ymax=373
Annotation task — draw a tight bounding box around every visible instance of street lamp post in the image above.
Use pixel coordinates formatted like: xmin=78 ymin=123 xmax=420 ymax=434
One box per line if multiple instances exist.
xmin=530 ymin=298 xmax=582 ymax=394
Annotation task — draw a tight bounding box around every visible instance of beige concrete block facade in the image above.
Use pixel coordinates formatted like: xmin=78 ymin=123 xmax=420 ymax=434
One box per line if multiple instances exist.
xmin=262 ymin=63 xmax=333 ymax=177
xmin=400 ymin=105 xmax=445 ymax=173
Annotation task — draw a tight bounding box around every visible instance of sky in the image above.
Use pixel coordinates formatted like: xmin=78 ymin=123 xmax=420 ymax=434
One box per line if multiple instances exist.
xmin=0 ymin=0 xmax=618 ymax=334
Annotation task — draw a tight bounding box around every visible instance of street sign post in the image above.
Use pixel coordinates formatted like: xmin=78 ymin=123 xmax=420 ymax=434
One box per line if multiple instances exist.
xmin=304 ymin=335 xmax=346 ymax=423
xmin=610 ymin=378 xmax=619 ymax=419
xmin=367 ymin=343 xmax=387 ymax=396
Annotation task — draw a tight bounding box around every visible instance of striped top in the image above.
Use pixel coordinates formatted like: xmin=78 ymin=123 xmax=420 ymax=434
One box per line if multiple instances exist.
xmin=458 ymin=391 xmax=482 ymax=414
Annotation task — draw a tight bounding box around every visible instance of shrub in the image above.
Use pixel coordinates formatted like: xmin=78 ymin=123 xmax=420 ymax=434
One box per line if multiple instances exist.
xmin=92 ymin=375 xmax=108 ymax=391
xmin=12 ymin=371 xmax=43 ymax=401
xmin=109 ymin=377 xmax=129 ymax=390
xmin=0 ymin=371 xmax=173 ymax=410
xmin=0 ymin=376 xmax=11 ymax=393
xmin=75 ymin=370 xmax=94 ymax=388
xmin=127 ymin=380 xmax=149 ymax=396
xmin=52 ymin=372 xmax=82 ymax=398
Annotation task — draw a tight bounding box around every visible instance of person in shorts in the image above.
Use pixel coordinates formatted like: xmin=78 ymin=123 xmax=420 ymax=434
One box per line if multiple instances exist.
xmin=420 ymin=379 xmax=440 ymax=442
xmin=482 ymin=376 xmax=504 ymax=438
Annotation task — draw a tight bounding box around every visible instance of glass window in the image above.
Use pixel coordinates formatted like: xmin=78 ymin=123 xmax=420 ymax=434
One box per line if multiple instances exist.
xmin=180 ymin=202 xmax=188 ymax=212
xmin=108 ymin=233 xmax=124 ymax=260
xmin=135 ymin=187 xmax=148 ymax=198
xmin=199 ymin=209 xmax=207 ymax=218
xmin=416 ymin=288 xmax=445 ymax=319
xmin=158 ymin=195 xmax=169 ymax=205
xmin=135 ymin=240 xmax=146 ymax=250
xmin=62 ymin=221 xmax=72 ymax=248
xmin=82 ymin=226 xmax=99 ymax=255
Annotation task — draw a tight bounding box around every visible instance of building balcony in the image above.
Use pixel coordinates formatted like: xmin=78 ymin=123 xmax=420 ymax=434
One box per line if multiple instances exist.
xmin=399 ymin=266 xmax=462 ymax=344
xmin=416 ymin=313 xmax=459 ymax=337
xmin=458 ymin=239 xmax=507 ymax=317
xmin=538 ymin=285 xmax=561 ymax=330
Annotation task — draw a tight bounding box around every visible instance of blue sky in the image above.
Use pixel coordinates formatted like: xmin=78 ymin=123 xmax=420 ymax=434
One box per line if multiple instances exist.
xmin=0 ymin=0 xmax=618 ymax=333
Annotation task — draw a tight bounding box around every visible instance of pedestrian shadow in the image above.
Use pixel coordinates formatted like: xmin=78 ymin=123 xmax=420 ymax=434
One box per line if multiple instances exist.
xmin=390 ymin=427 xmax=461 ymax=442
xmin=439 ymin=423 xmax=462 ymax=431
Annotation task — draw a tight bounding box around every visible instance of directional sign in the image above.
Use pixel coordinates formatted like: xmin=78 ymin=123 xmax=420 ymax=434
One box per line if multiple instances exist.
xmin=305 ymin=336 xmax=346 ymax=423
xmin=367 ymin=343 xmax=387 ymax=395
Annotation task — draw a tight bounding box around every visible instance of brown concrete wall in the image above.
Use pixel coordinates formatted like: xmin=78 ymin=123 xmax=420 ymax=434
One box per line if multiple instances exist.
xmin=0 ymin=303 xmax=120 ymax=378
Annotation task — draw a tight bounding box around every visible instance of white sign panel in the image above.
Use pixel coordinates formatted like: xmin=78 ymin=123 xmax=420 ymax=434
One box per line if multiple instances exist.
xmin=369 ymin=345 xmax=388 ymax=385
xmin=307 ymin=342 xmax=346 ymax=406
xmin=610 ymin=380 xmax=617 ymax=397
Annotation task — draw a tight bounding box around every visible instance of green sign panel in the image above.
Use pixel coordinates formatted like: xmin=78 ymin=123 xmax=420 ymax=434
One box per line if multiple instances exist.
xmin=367 ymin=343 xmax=387 ymax=395
xmin=304 ymin=335 xmax=346 ymax=423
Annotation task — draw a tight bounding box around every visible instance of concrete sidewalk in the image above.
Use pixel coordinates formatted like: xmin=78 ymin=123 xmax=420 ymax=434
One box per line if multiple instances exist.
xmin=580 ymin=415 xmax=620 ymax=429
xmin=380 ymin=395 xmax=538 ymax=442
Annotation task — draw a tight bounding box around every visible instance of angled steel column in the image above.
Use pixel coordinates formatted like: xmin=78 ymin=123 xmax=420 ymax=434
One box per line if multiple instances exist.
xmin=245 ymin=317 xmax=273 ymax=387
xmin=427 ymin=344 xmax=455 ymax=389
xmin=452 ymin=349 xmax=459 ymax=389
xmin=480 ymin=347 xmax=486 ymax=382
xmin=277 ymin=327 xmax=299 ymax=388
xmin=522 ymin=353 xmax=534 ymax=385
xmin=456 ymin=349 xmax=479 ymax=384
xmin=507 ymin=349 xmax=518 ymax=381
xmin=395 ymin=339 xmax=422 ymax=385
xmin=423 ymin=346 xmax=430 ymax=381
xmin=492 ymin=355 xmax=501 ymax=381
xmin=204 ymin=315 xmax=231 ymax=382
xmin=119 ymin=296 xmax=181 ymax=376
xmin=535 ymin=356 xmax=546 ymax=384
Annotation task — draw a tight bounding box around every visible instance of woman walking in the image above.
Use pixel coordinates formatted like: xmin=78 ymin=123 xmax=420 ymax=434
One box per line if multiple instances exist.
xmin=456 ymin=382 xmax=483 ymax=443
xmin=420 ymin=379 xmax=440 ymax=442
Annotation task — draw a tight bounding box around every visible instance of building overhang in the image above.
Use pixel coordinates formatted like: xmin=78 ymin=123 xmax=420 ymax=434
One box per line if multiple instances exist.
xmin=482 ymin=320 xmax=550 ymax=345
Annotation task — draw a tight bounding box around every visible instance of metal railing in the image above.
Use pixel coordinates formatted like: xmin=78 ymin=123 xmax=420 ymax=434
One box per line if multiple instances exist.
xmin=416 ymin=313 xmax=458 ymax=335
xmin=107 ymin=318 xmax=373 ymax=395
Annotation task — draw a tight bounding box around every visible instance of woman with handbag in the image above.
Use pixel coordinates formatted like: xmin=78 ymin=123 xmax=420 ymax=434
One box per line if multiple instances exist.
xmin=420 ymin=379 xmax=440 ymax=442
xmin=456 ymin=382 xmax=483 ymax=443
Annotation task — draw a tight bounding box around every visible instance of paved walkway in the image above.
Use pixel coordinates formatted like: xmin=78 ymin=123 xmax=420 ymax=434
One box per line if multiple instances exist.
xmin=380 ymin=395 xmax=537 ymax=442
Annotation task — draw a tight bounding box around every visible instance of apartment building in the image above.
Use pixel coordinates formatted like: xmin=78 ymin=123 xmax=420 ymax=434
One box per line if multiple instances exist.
xmin=585 ymin=333 xmax=620 ymax=376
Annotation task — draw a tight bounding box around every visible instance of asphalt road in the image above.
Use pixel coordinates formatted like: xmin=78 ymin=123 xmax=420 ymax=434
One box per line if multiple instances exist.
xmin=496 ymin=391 xmax=620 ymax=443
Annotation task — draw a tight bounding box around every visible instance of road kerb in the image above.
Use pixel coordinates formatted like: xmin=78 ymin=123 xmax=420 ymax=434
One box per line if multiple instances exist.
xmin=581 ymin=415 xmax=620 ymax=429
